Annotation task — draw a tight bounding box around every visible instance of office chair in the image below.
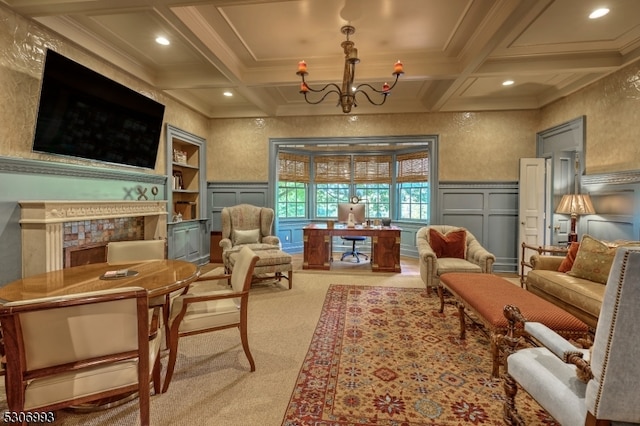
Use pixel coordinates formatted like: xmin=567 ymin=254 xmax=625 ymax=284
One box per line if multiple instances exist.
xmin=340 ymin=236 xmax=369 ymax=263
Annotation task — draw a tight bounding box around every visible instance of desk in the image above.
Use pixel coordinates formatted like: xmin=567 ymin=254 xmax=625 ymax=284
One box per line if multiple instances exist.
xmin=0 ymin=260 xmax=200 ymax=303
xmin=303 ymin=224 xmax=401 ymax=272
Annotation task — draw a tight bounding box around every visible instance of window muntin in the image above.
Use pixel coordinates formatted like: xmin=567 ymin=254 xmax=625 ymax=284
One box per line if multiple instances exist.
xmin=277 ymin=181 xmax=307 ymax=218
xmin=316 ymin=183 xmax=350 ymax=218
xmin=399 ymin=182 xmax=429 ymax=221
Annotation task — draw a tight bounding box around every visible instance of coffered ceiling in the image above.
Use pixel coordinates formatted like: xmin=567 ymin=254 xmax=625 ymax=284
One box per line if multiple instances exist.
xmin=4 ymin=0 xmax=640 ymax=118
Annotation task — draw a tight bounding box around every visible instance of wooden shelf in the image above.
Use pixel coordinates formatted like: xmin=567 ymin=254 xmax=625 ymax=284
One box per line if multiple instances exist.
xmin=165 ymin=125 xmax=209 ymax=264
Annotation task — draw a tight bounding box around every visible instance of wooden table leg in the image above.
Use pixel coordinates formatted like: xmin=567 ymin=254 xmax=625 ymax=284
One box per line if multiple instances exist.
xmin=457 ymin=303 xmax=466 ymax=339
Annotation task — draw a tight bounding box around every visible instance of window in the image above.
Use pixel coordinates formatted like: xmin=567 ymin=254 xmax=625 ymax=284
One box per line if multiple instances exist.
xmin=272 ymin=138 xmax=434 ymax=223
xmin=316 ymin=183 xmax=350 ymax=217
xmin=277 ymin=152 xmax=309 ymax=218
xmin=314 ymin=155 xmax=351 ymax=217
xmin=397 ymin=151 xmax=429 ymax=221
xmin=399 ymin=182 xmax=429 ymax=220
xmin=277 ymin=181 xmax=306 ymax=218
xmin=355 ymin=183 xmax=390 ymax=218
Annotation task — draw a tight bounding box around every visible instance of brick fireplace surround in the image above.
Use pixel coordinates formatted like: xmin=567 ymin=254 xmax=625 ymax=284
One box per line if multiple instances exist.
xmin=19 ymin=200 xmax=168 ymax=278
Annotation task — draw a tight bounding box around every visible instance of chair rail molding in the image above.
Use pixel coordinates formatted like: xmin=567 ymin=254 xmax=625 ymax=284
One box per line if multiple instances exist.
xmin=0 ymin=156 xmax=165 ymax=184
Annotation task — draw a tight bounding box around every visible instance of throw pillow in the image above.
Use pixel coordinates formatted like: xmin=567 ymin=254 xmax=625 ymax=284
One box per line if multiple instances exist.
xmin=568 ymin=235 xmax=615 ymax=284
xmin=233 ymin=228 xmax=261 ymax=245
xmin=558 ymin=242 xmax=580 ymax=273
xmin=429 ymin=228 xmax=466 ymax=259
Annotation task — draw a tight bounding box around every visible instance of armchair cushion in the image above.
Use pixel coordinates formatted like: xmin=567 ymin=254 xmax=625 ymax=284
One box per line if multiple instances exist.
xmin=428 ymin=228 xmax=466 ymax=259
xmin=233 ymin=228 xmax=261 ymax=245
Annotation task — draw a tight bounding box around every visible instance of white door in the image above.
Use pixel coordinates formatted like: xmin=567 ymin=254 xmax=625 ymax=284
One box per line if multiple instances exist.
xmin=518 ymin=158 xmax=546 ymax=274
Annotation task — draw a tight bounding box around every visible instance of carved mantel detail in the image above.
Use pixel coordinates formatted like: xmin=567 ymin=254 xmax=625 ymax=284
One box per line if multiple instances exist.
xmin=19 ymin=200 xmax=168 ymax=278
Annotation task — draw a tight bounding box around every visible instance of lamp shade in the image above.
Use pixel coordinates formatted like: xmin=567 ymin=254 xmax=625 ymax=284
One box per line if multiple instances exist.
xmin=556 ymin=194 xmax=596 ymax=215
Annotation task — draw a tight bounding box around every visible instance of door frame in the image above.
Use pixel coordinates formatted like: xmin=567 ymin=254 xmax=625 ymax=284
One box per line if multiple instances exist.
xmin=536 ymin=116 xmax=586 ymax=245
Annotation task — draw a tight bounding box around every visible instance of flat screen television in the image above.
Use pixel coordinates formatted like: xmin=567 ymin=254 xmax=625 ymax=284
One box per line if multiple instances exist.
xmin=32 ymin=49 xmax=165 ymax=169
xmin=338 ymin=203 xmax=366 ymax=223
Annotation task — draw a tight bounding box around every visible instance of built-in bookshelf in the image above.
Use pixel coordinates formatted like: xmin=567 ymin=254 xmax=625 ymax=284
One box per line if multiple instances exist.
xmin=165 ymin=124 xmax=209 ymax=264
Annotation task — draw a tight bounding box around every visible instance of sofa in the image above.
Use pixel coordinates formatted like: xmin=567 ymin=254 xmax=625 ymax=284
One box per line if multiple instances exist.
xmin=524 ymin=234 xmax=639 ymax=329
xmin=525 ymin=254 xmax=605 ymax=329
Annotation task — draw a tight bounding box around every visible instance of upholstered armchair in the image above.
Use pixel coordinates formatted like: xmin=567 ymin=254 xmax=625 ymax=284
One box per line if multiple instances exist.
xmin=502 ymin=246 xmax=640 ymax=425
xmin=219 ymin=204 xmax=281 ymax=271
xmin=416 ymin=225 xmax=495 ymax=294
xmin=162 ymin=246 xmax=259 ymax=393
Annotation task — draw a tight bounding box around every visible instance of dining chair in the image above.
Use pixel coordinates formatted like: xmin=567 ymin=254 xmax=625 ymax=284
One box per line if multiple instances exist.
xmin=162 ymin=246 xmax=259 ymax=393
xmin=107 ymin=239 xmax=176 ymax=346
xmin=0 ymin=287 xmax=162 ymax=426
xmin=106 ymin=239 xmax=166 ymax=264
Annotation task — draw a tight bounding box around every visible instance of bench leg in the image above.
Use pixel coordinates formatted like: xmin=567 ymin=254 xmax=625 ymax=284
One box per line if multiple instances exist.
xmin=457 ymin=304 xmax=466 ymax=339
xmin=288 ymin=270 xmax=292 ymax=289
xmin=491 ymin=333 xmax=502 ymax=377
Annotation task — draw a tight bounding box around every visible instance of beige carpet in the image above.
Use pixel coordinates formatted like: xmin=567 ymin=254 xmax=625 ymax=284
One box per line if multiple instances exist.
xmin=0 ymin=270 xmax=426 ymax=425
xmin=0 ymin=262 xmax=522 ymax=425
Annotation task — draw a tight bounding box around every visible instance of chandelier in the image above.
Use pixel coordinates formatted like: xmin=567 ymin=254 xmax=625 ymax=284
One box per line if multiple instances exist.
xmin=296 ymin=25 xmax=403 ymax=113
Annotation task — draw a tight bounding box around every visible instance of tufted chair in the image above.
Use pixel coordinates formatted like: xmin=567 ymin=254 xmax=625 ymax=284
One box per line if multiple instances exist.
xmin=416 ymin=225 xmax=495 ymax=295
xmin=0 ymin=287 xmax=162 ymax=426
xmin=219 ymin=204 xmax=281 ymax=272
xmin=502 ymin=246 xmax=640 ymax=425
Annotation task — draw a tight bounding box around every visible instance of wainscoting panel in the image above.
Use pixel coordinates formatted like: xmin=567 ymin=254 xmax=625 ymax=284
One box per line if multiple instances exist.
xmin=207 ymin=182 xmax=270 ymax=231
xmin=582 ymin=177 xmax=640 ymax=241
xmin=439 ymin=183 xmax=519 ymax=273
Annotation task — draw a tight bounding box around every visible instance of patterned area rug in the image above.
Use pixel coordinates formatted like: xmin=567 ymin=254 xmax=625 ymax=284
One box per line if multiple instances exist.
xmin=282 ymin=285 xmax=558 ymax=425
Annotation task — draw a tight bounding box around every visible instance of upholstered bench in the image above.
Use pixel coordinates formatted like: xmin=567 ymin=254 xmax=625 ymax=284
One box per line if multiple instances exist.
xmin=439 ymin=272 xmax=589 ymax=377
xmin=228 ymin=247 xmax=293 ymax=289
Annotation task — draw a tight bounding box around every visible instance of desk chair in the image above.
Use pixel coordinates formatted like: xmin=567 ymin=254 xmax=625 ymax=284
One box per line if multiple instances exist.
xmin=340 ymin=236 xmax=369 ymax=263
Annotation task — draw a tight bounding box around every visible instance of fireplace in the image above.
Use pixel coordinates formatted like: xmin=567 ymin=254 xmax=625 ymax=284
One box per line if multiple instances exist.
xmin=19 ymin=200 xmax=167 ymax=277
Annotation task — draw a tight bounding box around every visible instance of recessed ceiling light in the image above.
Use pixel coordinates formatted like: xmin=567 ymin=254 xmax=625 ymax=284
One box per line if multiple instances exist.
xmin=589 ymin=8 xmax=610 ymax=19
xmin=502 ymin=80 xmax=514 ymax=86
xmin=223 ymin=91 xmax=233 ymax=97
xmin=155 ymin=36 xmax=170 ymax=46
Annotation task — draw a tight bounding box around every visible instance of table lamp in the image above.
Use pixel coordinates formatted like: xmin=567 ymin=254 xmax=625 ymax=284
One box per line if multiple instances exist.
xmin=555 ymin=194 xmax=596 ymax=243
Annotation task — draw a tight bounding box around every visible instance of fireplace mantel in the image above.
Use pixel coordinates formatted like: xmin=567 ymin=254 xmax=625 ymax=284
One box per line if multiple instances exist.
xmin=19 ymin=200 xmax=167 ymax=277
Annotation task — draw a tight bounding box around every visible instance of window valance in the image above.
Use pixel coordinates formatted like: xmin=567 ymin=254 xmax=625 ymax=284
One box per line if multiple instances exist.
xmin=354 ymin=155 xmax=392 ymax=184
xmin=396 ymin=151 xmax=429 ymax=182
xmin=278 ymin=152 xmax=310 ymax=183
xmin=314 ymin=155 xmax=351 ymax=183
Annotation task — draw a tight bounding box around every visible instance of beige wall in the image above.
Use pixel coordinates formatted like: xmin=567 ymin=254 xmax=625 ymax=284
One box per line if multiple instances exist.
xmin=208 ymin=110 xmax=539 ymax=182
xmin=0 ymin=4 xmax=208 ymax=175
xmin=539 ymin=62 xmax=640 ymax=175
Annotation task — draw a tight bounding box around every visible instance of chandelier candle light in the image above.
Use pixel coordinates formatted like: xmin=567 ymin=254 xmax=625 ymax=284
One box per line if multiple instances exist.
xmin=297 ymin=25 xmax=403 ymax=113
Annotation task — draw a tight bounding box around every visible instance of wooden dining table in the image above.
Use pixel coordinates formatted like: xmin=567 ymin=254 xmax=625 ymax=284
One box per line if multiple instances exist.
xmin=0 ymin=259 xmax=200 ymax=303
